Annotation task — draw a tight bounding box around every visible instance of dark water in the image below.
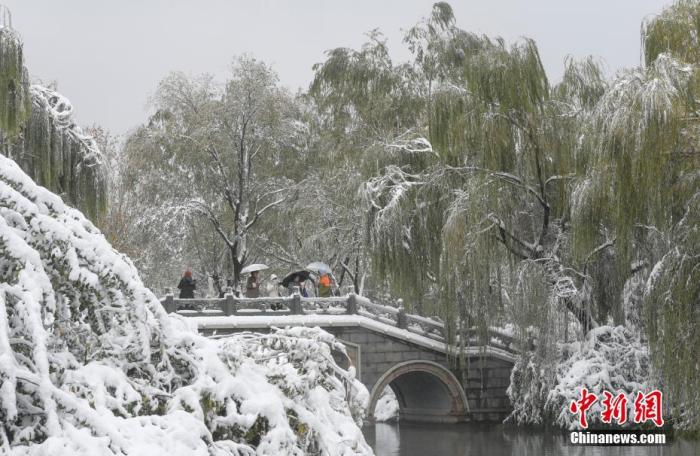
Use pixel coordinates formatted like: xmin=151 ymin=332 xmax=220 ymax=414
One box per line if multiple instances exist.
xmin=362 ymin=422 xmax=699 ymax=456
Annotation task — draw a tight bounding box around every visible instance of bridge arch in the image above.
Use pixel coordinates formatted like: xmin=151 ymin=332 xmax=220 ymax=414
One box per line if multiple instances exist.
xmin=368 ymin=360 xmax=468 ymax=423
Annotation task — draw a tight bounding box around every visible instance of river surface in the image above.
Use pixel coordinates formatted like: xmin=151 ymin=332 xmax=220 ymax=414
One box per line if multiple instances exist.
xmin=362 ymin=422 xmax=699 ymax=456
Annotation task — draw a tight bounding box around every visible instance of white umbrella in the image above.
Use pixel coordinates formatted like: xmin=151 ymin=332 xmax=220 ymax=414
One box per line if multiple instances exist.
xmin=306 ymin=261 xmax=332 ymax=274
xmin=240 ymin=263 xmax=269 ymax=274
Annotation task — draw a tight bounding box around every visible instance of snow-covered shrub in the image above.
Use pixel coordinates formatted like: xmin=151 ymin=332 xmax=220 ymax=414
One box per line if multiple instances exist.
xmin=0 ymin=154 xmax=372 ymax=455
xmin=546 ymin=326 xmax=650 ymax=429
xmin=373 ymin=387 xmax=398 ymax=422
xmin=507 ymin=325 xmax=650 ymax=429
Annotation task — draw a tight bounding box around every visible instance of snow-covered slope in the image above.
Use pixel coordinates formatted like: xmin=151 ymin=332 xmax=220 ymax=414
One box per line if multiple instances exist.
xmin=0 ymin=154 xmax=372 ymax=455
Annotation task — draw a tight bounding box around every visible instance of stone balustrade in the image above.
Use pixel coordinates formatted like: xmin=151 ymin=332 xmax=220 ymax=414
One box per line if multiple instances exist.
xmin=161 ymin=289 xmax=516 ymax=356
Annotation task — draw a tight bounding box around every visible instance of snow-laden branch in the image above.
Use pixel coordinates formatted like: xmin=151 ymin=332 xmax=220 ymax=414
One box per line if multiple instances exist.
xmin=30 ymin=85 xmax=102 ymax=166
xmin=362 ymin=165 xmax=425 ymax=227
xmin=385 ymin=136 xmax=436 ymax=155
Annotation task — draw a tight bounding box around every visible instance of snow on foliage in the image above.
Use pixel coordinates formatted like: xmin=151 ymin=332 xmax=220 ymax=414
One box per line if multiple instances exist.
xmin=30 ymin=85 xmax=102 ymax=164
xmin=0 ymin=154 xmax=372 ymax=455
xmin=507 ymin=326 xmax=650 ymax=429
xmin=547 ymin=326 xmax=650 ymax=429
xmin=0 ymin=23 xmax=106 ymax=222
xmin=373 ymin=387 xmax=398 ymax=422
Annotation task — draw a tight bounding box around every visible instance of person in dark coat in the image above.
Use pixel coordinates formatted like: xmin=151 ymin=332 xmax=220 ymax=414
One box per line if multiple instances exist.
xmin=245 ymin=271 xmax=261 ymax=298
xmin=287 ymin=276 xmax=308 ymax=297
xmin=178 ymin=270 xmax=196 ymax=299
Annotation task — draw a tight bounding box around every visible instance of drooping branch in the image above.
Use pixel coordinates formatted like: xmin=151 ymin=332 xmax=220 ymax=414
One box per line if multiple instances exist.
xmin=488 ymin=213 xmax=535 ymax=260
xmin=582 ymin=237 xmax=616 ymax=276
xmin=442 ymin=165 xmax=548 ymax=209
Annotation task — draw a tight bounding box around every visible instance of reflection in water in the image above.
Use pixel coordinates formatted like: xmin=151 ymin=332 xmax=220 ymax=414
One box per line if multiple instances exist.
xmin=362 ymin=422 xmax=699 ymax=456
xmin=371 ymin=421 xmax=400 ymax=456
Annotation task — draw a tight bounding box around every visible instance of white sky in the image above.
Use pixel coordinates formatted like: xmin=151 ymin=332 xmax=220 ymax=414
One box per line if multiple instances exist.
xmin=2 ymin=0 xmax=673 ymax=136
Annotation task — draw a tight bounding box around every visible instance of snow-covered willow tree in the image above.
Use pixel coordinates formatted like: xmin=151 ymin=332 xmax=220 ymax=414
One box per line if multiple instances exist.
xmin=313 ymin=0 xmax=699 ymax=433
xmin=0 ymin=154 xmax=372 ymax=455
xmin=309 ymin=21 xmax=440 ymax=309
xmin=0 ymin=10 xmax=106 ymax=221
xmin=248 ymin=95 xmax=377 ymax=295
xmin=120 ymin=58 xmax=301 ymax=291
xmin=313 ymin=3 xmax=607 ymax=331
xmin=576 ymin=0 xmax=700 ymax=433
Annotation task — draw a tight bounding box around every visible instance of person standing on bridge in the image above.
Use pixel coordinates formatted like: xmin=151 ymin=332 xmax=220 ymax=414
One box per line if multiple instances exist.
xmin=288 ymin=275 xmax=309 ymax=297
xmin=318 ymin=273 xmax=332 ymax=297
xmin=265 ymin=274 xmax=283 ymax=310
xmin=177 ymin=270 xmax=196 ymax=299
xmin=245 ymin=270 xmax=261 ymax=298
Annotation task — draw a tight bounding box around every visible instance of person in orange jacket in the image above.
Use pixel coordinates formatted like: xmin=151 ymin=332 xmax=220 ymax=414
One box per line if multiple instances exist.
xmin=318 ymin=273 xmax=332 ymax=297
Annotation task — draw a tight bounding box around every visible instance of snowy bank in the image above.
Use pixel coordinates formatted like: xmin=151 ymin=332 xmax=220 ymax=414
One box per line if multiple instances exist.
xmin=0 ymin=154 xmax=373 ymax=455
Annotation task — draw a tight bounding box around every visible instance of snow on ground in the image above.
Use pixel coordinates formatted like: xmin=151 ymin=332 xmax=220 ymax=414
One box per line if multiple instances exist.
xmin=0 ymin=154 xmax=373 ymax=455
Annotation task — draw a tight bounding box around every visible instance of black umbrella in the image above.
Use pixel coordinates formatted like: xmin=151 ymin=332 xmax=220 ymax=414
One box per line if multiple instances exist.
xmin=280 ymin=270 xmax=311 ymax=288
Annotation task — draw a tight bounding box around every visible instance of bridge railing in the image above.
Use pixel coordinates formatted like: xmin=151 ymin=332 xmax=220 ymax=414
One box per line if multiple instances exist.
xmin=160 ymin=289 xmax=516 ymax=354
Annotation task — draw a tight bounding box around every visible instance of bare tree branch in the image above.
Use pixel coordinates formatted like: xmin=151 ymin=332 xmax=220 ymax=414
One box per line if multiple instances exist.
xmin=245 ymin=197 xmax=286 ymax=230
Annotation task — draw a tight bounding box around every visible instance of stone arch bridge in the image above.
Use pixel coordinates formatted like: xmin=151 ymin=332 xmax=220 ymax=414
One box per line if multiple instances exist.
xmin=162 ymin=291 xmax=517 ymax=423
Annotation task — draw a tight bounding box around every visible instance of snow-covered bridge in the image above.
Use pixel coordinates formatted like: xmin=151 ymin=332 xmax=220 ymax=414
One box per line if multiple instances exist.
xmin=162 ymin=292 xmax=516 ymax=423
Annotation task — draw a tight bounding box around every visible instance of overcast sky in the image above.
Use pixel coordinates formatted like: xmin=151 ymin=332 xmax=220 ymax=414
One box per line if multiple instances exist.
xmin=3 ymin=0 xmax=672 ymax=136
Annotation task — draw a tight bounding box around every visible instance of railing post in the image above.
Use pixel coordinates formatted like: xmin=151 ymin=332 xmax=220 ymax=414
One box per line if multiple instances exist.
xmin=163 ymin=287 xmax=176 ymax=313
xmin=222 ymin=289 xmax=236 ymax=316
xmin=346 ymin=293 xmax=358 ymax=315
xmin=396 ymin=301 xmax=407 ymax=329
xmin=291 ymin=287 xmax=302 ymax=315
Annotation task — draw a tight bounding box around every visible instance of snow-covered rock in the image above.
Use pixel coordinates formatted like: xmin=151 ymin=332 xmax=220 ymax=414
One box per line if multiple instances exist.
xmin=0 ymin=154 xmax=372 ymax=455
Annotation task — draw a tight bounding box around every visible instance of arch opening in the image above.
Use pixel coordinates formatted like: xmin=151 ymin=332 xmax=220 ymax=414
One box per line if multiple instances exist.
xmin=368 ymin=360 xmax=468 ymax=423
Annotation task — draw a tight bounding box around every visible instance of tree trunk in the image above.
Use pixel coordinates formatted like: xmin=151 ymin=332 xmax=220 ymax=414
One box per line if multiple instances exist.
xmin=230 ymin=244 xmax=244 ymax=292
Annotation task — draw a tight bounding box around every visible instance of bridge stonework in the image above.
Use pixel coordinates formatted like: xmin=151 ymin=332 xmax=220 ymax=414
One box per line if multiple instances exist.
xmin=167 ymin=292 xmax=516 ymax=423
xmin=324 ymin=326 xmax=513 ymax=422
